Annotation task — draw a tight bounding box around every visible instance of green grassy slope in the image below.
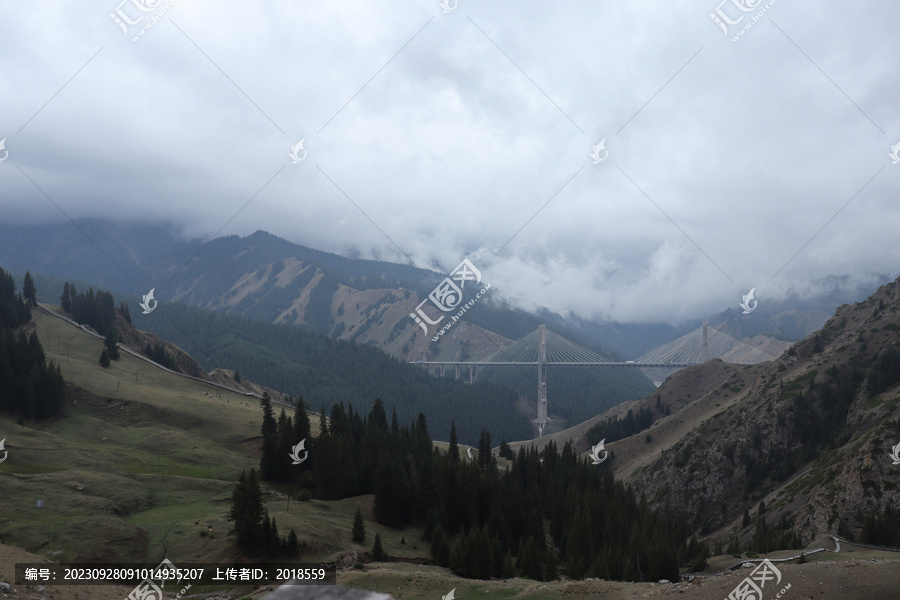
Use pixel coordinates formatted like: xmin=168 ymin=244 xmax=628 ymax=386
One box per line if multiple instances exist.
xmin=1 ymin=310 xmax=432 ymax=569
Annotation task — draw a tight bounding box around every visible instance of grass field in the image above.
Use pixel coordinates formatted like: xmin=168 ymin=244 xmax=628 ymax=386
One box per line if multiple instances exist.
xmin=1 ymin=310 xmax=431 ymax=569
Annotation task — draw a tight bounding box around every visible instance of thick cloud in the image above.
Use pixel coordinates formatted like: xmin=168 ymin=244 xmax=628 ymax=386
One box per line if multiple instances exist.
xmin=1 ymin=0 xmax=897 ymax=324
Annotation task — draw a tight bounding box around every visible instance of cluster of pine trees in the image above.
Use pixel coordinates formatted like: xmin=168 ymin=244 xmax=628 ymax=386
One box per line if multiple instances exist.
xmin=260 ymin=396 xmax=685 ymax=582
xmin=59 ymin=281 xmax=124 ymax=368
xmin=60 ymin=282 xmax=118 ymax=337
xmin=259 ymin=393 xmax=311 ymax=487
xmin=0 ymin=269 xmax=66 ymax=419
xmin=228 ymin=468 xmax=300 ymax=556
xmin=586 ymin=404 xmax=655 ymax=447
xmin=142 ymin=342 xmax=180 ymax=372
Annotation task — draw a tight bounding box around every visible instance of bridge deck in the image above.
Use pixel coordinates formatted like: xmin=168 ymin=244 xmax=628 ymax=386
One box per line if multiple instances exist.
xmin=411 ymin=361 xmax=695 ymax=368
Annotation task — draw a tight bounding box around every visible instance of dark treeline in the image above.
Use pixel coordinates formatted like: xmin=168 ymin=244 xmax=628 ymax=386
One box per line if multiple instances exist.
xmin=143 ymin=342 xmax=180 ymax=372
xmin=586 ymin=405 xmax=654 ymax=446
xmin=0 ymin=269 xmax=66 ymax=419
xmin=131 ymin=301 xmax=531 ymax=445
xmin=264 ymin=396 xmax=685 ymax=582
xmin=59 ymin=282 xmax=123 ymax=367
xmin=60 ymin=282 xmax=118 ymax=338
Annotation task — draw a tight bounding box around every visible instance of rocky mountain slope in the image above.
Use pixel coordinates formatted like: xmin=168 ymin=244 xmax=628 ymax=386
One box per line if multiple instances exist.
xmin=511 ymin=276 xmax=900 ymax=548
xmin=629 ymin=278 xmax=900 ymax=545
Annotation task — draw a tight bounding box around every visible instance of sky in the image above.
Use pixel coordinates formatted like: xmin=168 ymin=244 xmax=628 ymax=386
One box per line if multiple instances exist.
xmin=1 ymin=0 xmax=898 ymax=326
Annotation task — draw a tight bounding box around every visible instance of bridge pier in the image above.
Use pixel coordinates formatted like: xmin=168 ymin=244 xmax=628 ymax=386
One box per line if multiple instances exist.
xmin=469 ymin=366 xmax=477 ymax=384
xmin=455 ymin=365 xmax=460 ymax=380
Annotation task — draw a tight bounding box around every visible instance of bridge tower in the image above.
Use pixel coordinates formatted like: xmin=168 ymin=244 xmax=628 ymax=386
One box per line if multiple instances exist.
xmin=702 ymin=321 xmax=709 ymax=363
xmin=536 ymin=324 xmax=548 ymax=435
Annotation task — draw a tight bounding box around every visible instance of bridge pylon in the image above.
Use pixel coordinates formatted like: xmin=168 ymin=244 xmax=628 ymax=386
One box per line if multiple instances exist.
xmin=535 ymin=324 xmax=548 ymax=436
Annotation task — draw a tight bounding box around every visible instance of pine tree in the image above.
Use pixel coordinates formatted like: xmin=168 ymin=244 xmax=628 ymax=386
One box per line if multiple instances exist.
xmin=228 ymin=469 xmax=265 ymax=555
xmin=293 ymin=396 xmax=311 ymax=442
xmin=22 ymin=272 xmax=36 ymax=307
xmin=499 ymin=439 xmax=514 ymax=460
xmin=285 ymin=529 xmax=300 ymax=556
xmin=60 ymin=282 xmax=72 ymax=312
xmin=104 ymin=328 xmax=120 ymax=360
xmin=371 ymin=533 xmax=386 ymax=561
xmin=274 ymin=408 xmax=293 ymax=482
xmin=390 ymin=408 xmax=399 ymax=436
xmin=260 ymin=430 xmax=278 ymax=481
xmin=369 ymin=398 xmax=388 ymax=430
xmin=478 ymin=429 xmax=492 ymax=471
xmin=119 ymin=301 xmax=132 ymax=323
xmin=449 ymin=421 xmax=460 ymax=462
xmin=352 ymin=506 xmax=366 ymax=543
xmin=264 ymin=515 xmax=281 ymax=555
xmin=99 ymin=348 xmax=110 ymax=367
xmin=261 ymin=393 xmax=277 ymax=437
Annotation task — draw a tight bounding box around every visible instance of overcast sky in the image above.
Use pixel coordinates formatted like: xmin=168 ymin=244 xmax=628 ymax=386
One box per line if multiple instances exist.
xmin=1 ymin=1 xmax=898 ymax=325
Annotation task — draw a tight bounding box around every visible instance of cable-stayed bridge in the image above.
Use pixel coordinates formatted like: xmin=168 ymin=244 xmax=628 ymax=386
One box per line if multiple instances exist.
xmin=413 ymin=323 xmax=780 ymax=436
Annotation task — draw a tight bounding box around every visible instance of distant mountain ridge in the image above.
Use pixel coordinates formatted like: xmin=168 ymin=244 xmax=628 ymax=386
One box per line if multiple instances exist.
xmin=2 ymin=219 xmax=886 ymax=436
xmin=1 ymin=219 xmax=883 ymax=356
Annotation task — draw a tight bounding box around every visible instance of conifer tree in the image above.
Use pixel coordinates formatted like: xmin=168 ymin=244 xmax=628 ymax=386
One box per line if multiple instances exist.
xmin=449 ymin=421 xmax=460 ymax=462
xmin=371 ymin=532 xmax=386 ymax=561
xmin=261 ymin=393 xmax=277 ymax=437
xmin=99 ymin=348 xmax=110 ymax=367
xmin=22 ymin=272 xmax=36 ymax=307
xmin=293 ymin=396 xmax=311 ymax=442
xmin=285 ymin=529 xmax=301 ymax=556
xmin=318 ymin=406 xmax=329 ymax=437
xmin=352 ymin=506 xmax=366 ymax=543
xmin=119 ymin=301 xmax=132 ymax=323
xmin=499 ymin=439 xmax=514 ymax=460
xmin=416 ymin=412 xmax=428 ymax=437
xmin=104 ymin=328 xmax=120 ymax=360
xmin=61 ymin=282 xmax=72 ymax=312
xmin=369 ymin=398 xmax=388 ymax=430
xmin=478 ymin=429 xmax=492 ymax=471
xmin=275 ymin=408 xmax=293 ymax=482
xmin=228 ymin=469 xmax=265 ymax=556
xmin=260 ymin=429 xmax=277 ymax=481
